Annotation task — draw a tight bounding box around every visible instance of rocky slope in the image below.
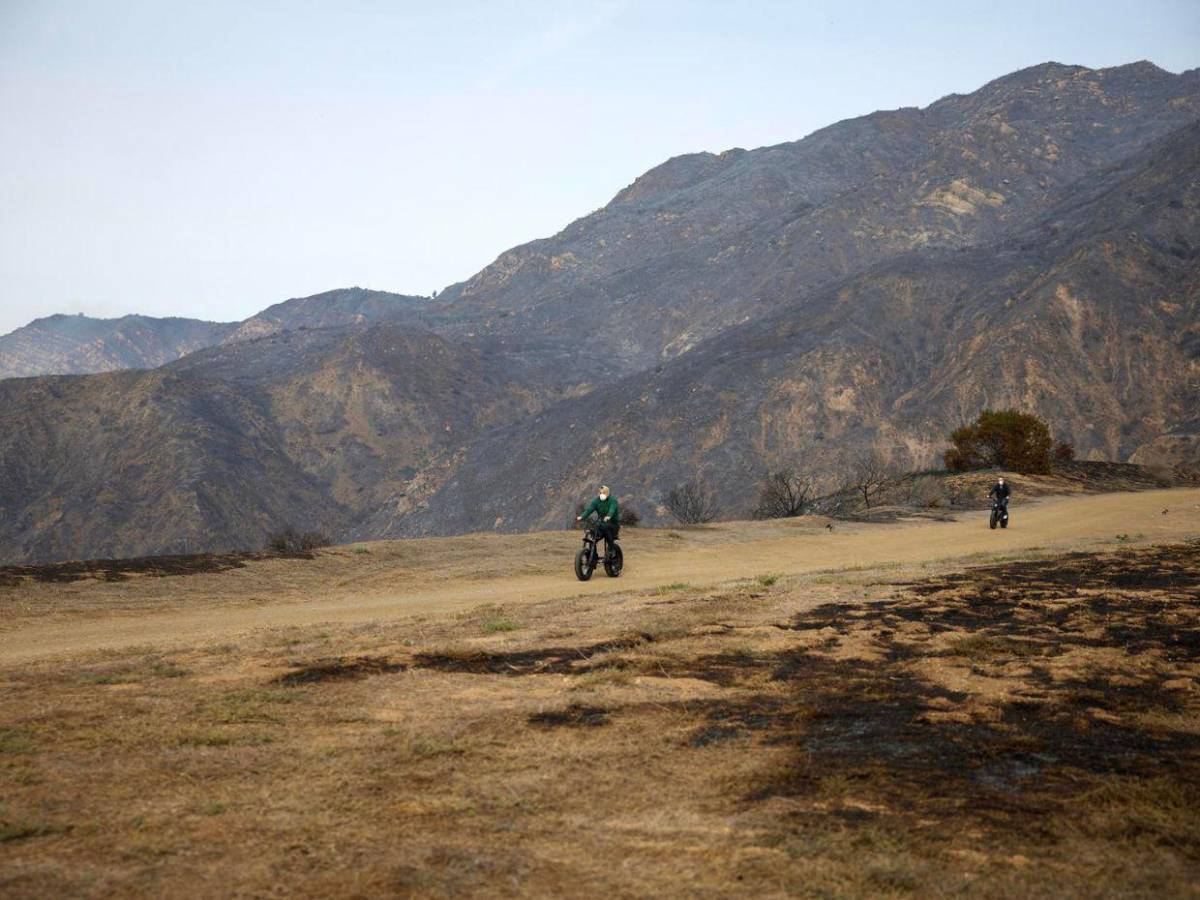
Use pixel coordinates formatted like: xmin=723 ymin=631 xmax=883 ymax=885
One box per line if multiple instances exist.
xmin=431 ymin=61 xmax=1200 ymax=374
xmin=0 ymin=323 xmax=552 ymax=561
xmin=0 ymin=314 xmax=236 ymax=379
xmin=1 ymin=60 xmax=1198 ymax=561
xmin=391 ymin=117 xmax=1200 ymax=534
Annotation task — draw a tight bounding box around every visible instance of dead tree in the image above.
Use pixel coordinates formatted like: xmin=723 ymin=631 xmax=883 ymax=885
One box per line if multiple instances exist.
xmin=845 ymin=451 xmax=895 ymax=509
xmin=752 ymin=469 xmax=816 ymax=519
xmin=664 ymin=479 xmax=718 ymax=524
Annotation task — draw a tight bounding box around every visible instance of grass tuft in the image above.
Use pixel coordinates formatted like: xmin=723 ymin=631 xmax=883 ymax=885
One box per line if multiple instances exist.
xmin=652 ymin=582 xmax=690 ymax=595
xmin=381 ymin=728 xmax=467 ymax=758
xmin=482 ymin=618 xmax=521 ymax=634
xmin=0 ymin=727 xmax=35 ymax=755
xmin=200 ymin=689 xmax=295 ymax=724
xmin=78 ymin=673 xmax=130 ymax=685
xmin=0 ymin=818 xmax=61 ymax=844
xmin=176 ymin=729 xmax=275 ymax=748
xmin=148 ymin=660 xmax=189 ymax=678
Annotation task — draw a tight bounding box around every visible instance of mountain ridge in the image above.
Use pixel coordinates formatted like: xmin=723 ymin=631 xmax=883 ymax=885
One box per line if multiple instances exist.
xmin=2 ymin=59 xmax=1198 ymax=562
xmin=0 ymin=313 xmax=238 ymax=379
xmin=0 ymin=287 xmax=431 ymax=380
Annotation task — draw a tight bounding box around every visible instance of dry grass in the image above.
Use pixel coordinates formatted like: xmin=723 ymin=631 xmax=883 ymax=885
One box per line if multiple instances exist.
xmin=4 ymin=489 xmax=1198 ymax=663
xmin=3 ymin=524 xmax=1200 ymax=896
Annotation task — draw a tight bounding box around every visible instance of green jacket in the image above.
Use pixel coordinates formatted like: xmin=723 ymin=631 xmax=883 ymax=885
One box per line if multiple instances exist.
xmin=581 ymin=495 xmax=619 ymax=523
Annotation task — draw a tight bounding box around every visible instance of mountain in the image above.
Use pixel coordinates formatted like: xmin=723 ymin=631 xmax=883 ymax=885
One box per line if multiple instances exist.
xmin=1 ymin=60 xmax=1198 ymax=562
xmin=0 ymin=323 xmax=552 ymax=562
xmin=430 ymin=61 xmax=1199 ymax=373
xmin=0 ymin=314 xmax=236 ymax=379
xmin=391 ymin=116 xmax=1200 ymax=534
xmin=0 ymin=366 xmax=338 ymax=561
xmin=0 ymin=288 xmax=429 ymax=379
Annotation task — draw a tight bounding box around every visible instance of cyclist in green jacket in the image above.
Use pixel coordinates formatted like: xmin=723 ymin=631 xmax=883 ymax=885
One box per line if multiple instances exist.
xmin=577 ymin=485 xmax=620 ymax=557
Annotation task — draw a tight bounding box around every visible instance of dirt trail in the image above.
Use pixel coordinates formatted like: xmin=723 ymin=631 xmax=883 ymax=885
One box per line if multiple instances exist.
xmin=3 ymin=489 xmax=1198 ymax=664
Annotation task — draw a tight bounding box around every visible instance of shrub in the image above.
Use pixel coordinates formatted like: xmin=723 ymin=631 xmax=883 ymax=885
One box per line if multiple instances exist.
xmin=752 ymin=469 xmax=815 ymax=519
xmin=1053 ymin=441 xmax=1076 ymax=464
xmin=944 ymin=409 xmax=1058 ymax=474
xmin=664 ymin=480 xmax=717 ymax=524
xmin=266 ymin=526 xmax=331 ymax=554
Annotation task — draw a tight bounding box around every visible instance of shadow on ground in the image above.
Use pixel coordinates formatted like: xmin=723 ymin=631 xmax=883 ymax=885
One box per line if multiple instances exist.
xmin=364 ymin=543 xmax=1200 ymax=844
xmin=687 ymin=542 xmax=1200 ymax=838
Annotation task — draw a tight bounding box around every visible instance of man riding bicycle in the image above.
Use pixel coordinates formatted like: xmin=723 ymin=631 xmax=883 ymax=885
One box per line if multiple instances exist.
xmin=577 ymin=485 xmax=619 ymax=558
xmin=988 ymin=476 xmax=1011 ymax=509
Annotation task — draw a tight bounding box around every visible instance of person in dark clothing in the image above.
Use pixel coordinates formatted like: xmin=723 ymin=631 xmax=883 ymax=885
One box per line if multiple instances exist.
xmin=577 ymin=485 xmax=620 ymax=557
xmin=988 ymin=477 xmax=1011 ymax=508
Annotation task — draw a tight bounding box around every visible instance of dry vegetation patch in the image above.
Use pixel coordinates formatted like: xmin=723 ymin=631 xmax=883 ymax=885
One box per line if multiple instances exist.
xmin=2 ymin=542 xmax=1199 ymax=896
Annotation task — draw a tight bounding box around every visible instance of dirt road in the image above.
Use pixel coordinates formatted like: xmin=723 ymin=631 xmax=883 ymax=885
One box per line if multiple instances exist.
xmin=4 ymin=488 xmax=1198 ymax=663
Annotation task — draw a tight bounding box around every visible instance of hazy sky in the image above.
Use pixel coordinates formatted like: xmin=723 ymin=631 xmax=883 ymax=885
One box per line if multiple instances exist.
xmin=1 ymin=0 xmax=1197 ymax=334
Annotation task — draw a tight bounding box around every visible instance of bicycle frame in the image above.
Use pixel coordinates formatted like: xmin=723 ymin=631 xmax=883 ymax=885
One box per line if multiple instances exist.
xmin=581 ymin=520 xmax=604 ymax=561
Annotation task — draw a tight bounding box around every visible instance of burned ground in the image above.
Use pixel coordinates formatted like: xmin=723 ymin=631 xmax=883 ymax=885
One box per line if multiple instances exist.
xmin=408 ymin=633 xmax=654 ymax=677
xmin=0 ymin=549 xmax=314 ymax=585
xmin=275 ymin=655 xmax=409 ymax=686
xmin=563 ymin=543 xmax=1200 ymax=843
xmin=3 ymin=539 xmax=1200 ymax=896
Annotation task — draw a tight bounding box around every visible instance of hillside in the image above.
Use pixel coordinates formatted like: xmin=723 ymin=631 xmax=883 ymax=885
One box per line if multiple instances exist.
xmin=0 ymin=288 xmax=430 ymax=380
xmin=1 ymin=60 xmax=1199 ymax=561
xmin=0 ymin=323 xmax=561 ymax=561
xmin=3 ymin=493 xmax=1200 ymax=895
xmin=429 ymin=61 xmax=1200 ymax=373
xmin=0 ymin=314 xmax=236 ymax=379
xmin=386 ymin=116 xmax=1200 ymax=535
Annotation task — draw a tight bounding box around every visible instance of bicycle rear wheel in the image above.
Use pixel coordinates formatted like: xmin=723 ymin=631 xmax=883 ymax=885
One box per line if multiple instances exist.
xmin=604 ymin=543 xmax=624 ymax=577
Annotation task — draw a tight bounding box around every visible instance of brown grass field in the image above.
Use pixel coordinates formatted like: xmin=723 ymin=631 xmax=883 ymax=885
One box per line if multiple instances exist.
xmin=2 ymin=488 xmax=1200 ymax=897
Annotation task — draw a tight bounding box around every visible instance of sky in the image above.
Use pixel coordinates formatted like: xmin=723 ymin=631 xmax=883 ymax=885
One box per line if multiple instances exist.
xmin=1 ymin=0 xmax=1197 ymax=335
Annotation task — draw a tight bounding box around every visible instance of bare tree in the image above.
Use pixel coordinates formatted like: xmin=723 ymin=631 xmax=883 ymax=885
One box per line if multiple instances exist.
xmin=844 ymin=451 xmax=895 ymax=509
xmin=664 ymin=479 xmax=718 ymax=524
xmin=752 ymin=469 xmax=816 ymax=519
